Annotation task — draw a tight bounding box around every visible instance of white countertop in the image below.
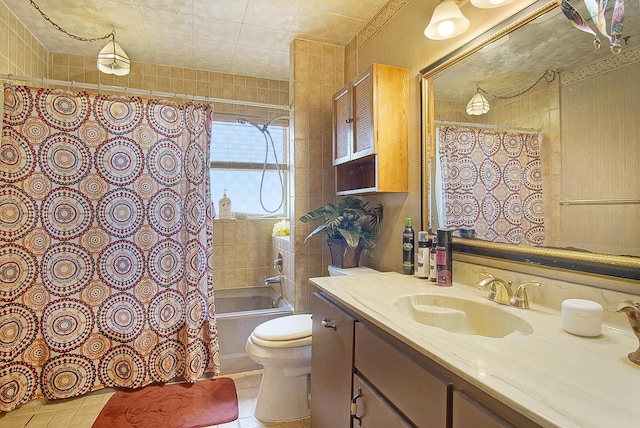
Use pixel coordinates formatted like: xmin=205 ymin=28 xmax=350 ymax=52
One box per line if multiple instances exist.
xmin=310 ymin=272 xmax=640 ymax=428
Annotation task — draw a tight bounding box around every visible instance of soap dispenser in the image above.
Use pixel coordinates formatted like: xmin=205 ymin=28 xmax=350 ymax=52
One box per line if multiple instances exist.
xmin=218 ymin=189 xmax=232 ymax=219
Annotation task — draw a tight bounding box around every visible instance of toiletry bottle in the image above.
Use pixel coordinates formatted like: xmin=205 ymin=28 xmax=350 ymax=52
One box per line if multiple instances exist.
xmin=416 ymin=231 xmax=430 ymax=279
xmin=436 ymin=228 xmax=453 ymax=286
xmin=402 ymin=218 xmax=415 ymax=275
xmin=429 ymin=234 xmax=437 ymax=281
xmin=219 ymin=189 xmax=232 ymax=219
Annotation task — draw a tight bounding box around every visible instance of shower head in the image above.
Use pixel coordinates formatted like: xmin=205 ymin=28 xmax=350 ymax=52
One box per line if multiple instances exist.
xmin=236 ymin=118 xmax=264 ymax=131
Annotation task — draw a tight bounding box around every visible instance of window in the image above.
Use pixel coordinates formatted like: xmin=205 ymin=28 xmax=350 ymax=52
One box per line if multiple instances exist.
xmin=210 ymin=119 xmax=288 ymax=217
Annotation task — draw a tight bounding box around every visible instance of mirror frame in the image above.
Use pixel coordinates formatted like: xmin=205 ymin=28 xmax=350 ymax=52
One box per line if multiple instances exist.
xmin=420 ymin=0 xmax=640 ymax=281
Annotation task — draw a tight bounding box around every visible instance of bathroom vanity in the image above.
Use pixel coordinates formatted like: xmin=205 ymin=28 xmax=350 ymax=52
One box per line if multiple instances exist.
xmin=310 ymin=271 xmax=640 ymax=428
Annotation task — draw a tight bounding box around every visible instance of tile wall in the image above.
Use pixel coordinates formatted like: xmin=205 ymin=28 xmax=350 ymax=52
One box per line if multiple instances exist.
xmin=288 ymin=39 xmax=345 ymax=312
xmin=0 ymin=0 xmax=47 ymax=78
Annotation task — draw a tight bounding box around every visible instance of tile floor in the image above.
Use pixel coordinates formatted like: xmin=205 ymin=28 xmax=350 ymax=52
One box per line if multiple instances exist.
xmin=0 ymin=370 xmax=311 ymax=428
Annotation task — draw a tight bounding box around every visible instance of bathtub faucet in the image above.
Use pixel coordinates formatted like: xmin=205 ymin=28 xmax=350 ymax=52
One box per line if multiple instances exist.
xmin=264 ymin=274 xmax=283 ymax=286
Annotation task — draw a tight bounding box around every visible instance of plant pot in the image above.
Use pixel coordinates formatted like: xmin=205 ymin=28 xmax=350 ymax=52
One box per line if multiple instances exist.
xmin=326 ymin=238 xmax=363 ymax=268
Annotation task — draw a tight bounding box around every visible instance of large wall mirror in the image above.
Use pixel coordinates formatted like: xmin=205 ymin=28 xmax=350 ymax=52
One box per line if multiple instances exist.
xmin=421 ymin=0 xmax=640 ymax=280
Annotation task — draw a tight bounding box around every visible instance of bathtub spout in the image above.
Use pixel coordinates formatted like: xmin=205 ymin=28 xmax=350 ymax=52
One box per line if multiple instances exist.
xmin=264 ymin=274 xmax=283 ymax=285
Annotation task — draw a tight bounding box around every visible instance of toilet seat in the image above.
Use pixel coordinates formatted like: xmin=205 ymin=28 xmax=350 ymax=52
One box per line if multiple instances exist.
xmin=249 ymin=314 xmax=312 ymax=348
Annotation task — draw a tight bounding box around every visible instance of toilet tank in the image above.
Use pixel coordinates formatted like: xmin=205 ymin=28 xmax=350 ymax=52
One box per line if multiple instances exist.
xmin=328 ymin=265 xmax=378 ymax=276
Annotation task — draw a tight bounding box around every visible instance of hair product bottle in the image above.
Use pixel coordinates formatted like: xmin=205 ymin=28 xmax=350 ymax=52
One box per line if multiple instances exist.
xmin=436 ymin=228 xmax=453 ymax=286
xmin=402 ymin=218 xmax=415 ymax=275
xmin=429 ymin=234 xmax=437 ymax=281
xmin=416 ymin=231 xmax=430 ymax=279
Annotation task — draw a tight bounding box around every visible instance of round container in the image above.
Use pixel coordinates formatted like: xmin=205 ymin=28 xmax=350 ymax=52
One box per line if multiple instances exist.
xmin=561 ymin=299 xmax=603 ymax=337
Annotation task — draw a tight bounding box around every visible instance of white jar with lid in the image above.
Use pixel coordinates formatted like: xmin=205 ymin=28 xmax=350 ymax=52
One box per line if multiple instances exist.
xmin=561 ymin=299 xmax=603 ymax=337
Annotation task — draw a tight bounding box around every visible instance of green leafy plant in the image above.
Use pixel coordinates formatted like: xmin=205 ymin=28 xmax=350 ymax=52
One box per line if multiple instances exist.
xmin=300 ymin=196 xmax=383 ymax=255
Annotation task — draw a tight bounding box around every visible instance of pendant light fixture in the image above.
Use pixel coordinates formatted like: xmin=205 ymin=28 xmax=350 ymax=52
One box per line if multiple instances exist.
xmin=465 ymin=70 xmax=558 ymax=116
xmin=30 ymin=0 xmax=130 ymax=76
xmin=424 ymin=0 xmax=470 ymax=40
xmin=97 ymin=31 xmax=130 ymax=76
xmin=466 ymin=88 xmax=490 ymax=115
xmin=471 ymin=0 xmax=514 ymax=8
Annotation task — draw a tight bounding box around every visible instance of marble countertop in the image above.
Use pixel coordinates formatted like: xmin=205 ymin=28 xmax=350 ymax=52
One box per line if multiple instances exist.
xmin=310 ymin=272 xmax=640 ymax=428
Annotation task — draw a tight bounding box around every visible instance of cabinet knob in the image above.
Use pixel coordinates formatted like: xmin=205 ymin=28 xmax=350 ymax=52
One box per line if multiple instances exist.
xmin=321 ymin=317 xmax=337 ymax=330
xmin=345 ymin=118 xmax=353 ymax=123
xmin=350 ymin=388 xmax=363 ymax=426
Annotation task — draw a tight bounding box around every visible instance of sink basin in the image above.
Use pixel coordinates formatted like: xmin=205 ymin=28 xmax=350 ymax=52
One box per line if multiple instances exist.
xmin=395 ymin=294 xmax=533 ymax=338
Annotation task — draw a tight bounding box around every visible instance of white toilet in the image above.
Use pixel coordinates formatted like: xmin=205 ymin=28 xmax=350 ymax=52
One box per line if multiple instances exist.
xmin=245 ymin=313 xmax=312 ymax=422
xmin=245 ymin=266 xmax=377 ymax=422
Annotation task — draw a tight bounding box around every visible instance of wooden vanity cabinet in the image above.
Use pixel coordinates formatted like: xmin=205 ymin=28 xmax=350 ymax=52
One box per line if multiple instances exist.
xmin=352 ymin=374 xmax=413 ymax=428
xmin=311 ymin=293 xmax=355 ymax=428
xmin=354 ymin=323 xmax=450 ymax=428
xmin=311 ymin=291 xmax=541 ymax=428
xmin=453 ymin=391 xmax=513 ymax=428
xmin=332 ymin=63 xmax=408 ymax=195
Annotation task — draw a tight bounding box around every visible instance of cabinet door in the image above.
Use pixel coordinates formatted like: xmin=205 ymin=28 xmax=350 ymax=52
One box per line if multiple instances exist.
xmin=453 ymin=391 xmax=514 ymax=428
xmin=352 ymin=374 xmax=412 ymax=428
xmin=333 ymin=86 xmax=352 ymax=165
xmin=311 ymin=293 xmax=355 ymax=428
xmin=352 ymin=71 xmax=374 ymax=160
xmin=355 ymin=323 xmax=450 ymax=428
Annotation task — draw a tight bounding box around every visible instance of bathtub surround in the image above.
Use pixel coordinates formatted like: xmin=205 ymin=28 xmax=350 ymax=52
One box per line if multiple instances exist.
xmin=0 ymin=84 xmax=218 ymax=411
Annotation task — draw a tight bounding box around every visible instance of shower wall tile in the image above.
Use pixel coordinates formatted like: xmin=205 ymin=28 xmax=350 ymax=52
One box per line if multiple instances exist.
xmin=213 ymin=218 xmax=277 ymax=290
xmin=0 ymin=1 xmax=47 ymax=78
xmin=288 ymin=38 xmax=344 ymax=313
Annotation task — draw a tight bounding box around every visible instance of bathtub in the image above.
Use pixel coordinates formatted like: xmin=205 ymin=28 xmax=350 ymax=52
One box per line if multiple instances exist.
xmin=215 ymin=286 xmax=293 ymax=374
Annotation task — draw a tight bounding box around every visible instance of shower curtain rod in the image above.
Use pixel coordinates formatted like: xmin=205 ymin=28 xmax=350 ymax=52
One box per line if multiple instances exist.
xmin=0 ymin=74 xmax=291 ymax=111
xmin=435 ymin=120 xmax=540 ymax=134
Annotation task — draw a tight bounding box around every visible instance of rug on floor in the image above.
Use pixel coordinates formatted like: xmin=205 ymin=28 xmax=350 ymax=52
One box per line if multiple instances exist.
xmin=92 ymin=377 xmax=238 ymax=428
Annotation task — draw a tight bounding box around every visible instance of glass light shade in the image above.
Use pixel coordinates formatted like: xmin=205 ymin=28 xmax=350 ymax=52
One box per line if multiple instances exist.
xmin=97 ymin=38 xmax=130 ymax=76
xmin=424 ymin=1 xmax=470 ymax=40
xmin=470 ymin=0 xmax=514 ymax=8
xmin=466 ymin=91 xmax=490 ymax=115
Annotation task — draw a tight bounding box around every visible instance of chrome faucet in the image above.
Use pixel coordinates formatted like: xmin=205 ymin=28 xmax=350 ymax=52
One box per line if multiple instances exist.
xmin=264 ymin=274 xmax=282 ymax=285
xmin=264 ymin=253 xmax=284 ymax=286
xmin=475 ymin=273 xmax=540 ymax=309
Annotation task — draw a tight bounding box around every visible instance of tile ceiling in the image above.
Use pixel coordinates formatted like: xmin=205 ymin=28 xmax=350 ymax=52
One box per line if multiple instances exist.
xmin=3 ymin=0 xmax=392 ymax=81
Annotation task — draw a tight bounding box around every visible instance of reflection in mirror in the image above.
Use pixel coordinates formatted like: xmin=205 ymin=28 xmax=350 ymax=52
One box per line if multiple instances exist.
xmin=420 ymin=0 xmax=640 ymax=279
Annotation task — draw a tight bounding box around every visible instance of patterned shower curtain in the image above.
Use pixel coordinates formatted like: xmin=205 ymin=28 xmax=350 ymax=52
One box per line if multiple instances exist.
xmin=0 ymin=84 xmax=219 ymax=412
xmin=437 ymin=125 xmax=545 ymax=245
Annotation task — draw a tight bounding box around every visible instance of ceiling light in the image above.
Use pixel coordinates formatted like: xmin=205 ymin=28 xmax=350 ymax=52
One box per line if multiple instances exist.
xmin=424 ymin=0 xmax=470 ymax=40
xmin=466 ymin=89 xmax=490 ymax=115
xmin=97 ymin=33 xmax=130 ymax=76
xmin=470 ymin=0 xmax=514 ymax=8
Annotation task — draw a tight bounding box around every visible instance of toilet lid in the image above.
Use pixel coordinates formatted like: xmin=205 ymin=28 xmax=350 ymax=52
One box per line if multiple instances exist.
xmin=253 ymin=314 xmax=312 ymax=341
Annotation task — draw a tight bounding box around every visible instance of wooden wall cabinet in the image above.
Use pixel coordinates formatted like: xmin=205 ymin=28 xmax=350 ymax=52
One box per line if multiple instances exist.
xmin=311 ymin=291 xmax=540 ymax=428
xmin=332 ymin=63 xmax=408 ymax=195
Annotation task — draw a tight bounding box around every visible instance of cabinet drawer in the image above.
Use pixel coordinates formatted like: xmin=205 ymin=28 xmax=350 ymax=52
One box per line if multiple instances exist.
xmin=352 ymin=374 xmax=412 ymax=428
xmin=453 ymin=391 xmax=513 ymax=428
xmin=355 ymin=323 xmax=450 ymax=428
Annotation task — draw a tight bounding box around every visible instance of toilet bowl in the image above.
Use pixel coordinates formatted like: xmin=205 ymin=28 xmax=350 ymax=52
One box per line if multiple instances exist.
xmin=245 ymin=313 xmax=312 ymax=422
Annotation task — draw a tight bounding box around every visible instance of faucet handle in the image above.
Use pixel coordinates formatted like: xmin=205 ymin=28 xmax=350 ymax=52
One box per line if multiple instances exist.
xmin=512 ymin=281 xmax=541 ymax=309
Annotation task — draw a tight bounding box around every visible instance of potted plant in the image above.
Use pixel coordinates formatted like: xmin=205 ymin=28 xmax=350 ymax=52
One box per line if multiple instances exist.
xmin=300 ymin=196 xmax=383 ymax=268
